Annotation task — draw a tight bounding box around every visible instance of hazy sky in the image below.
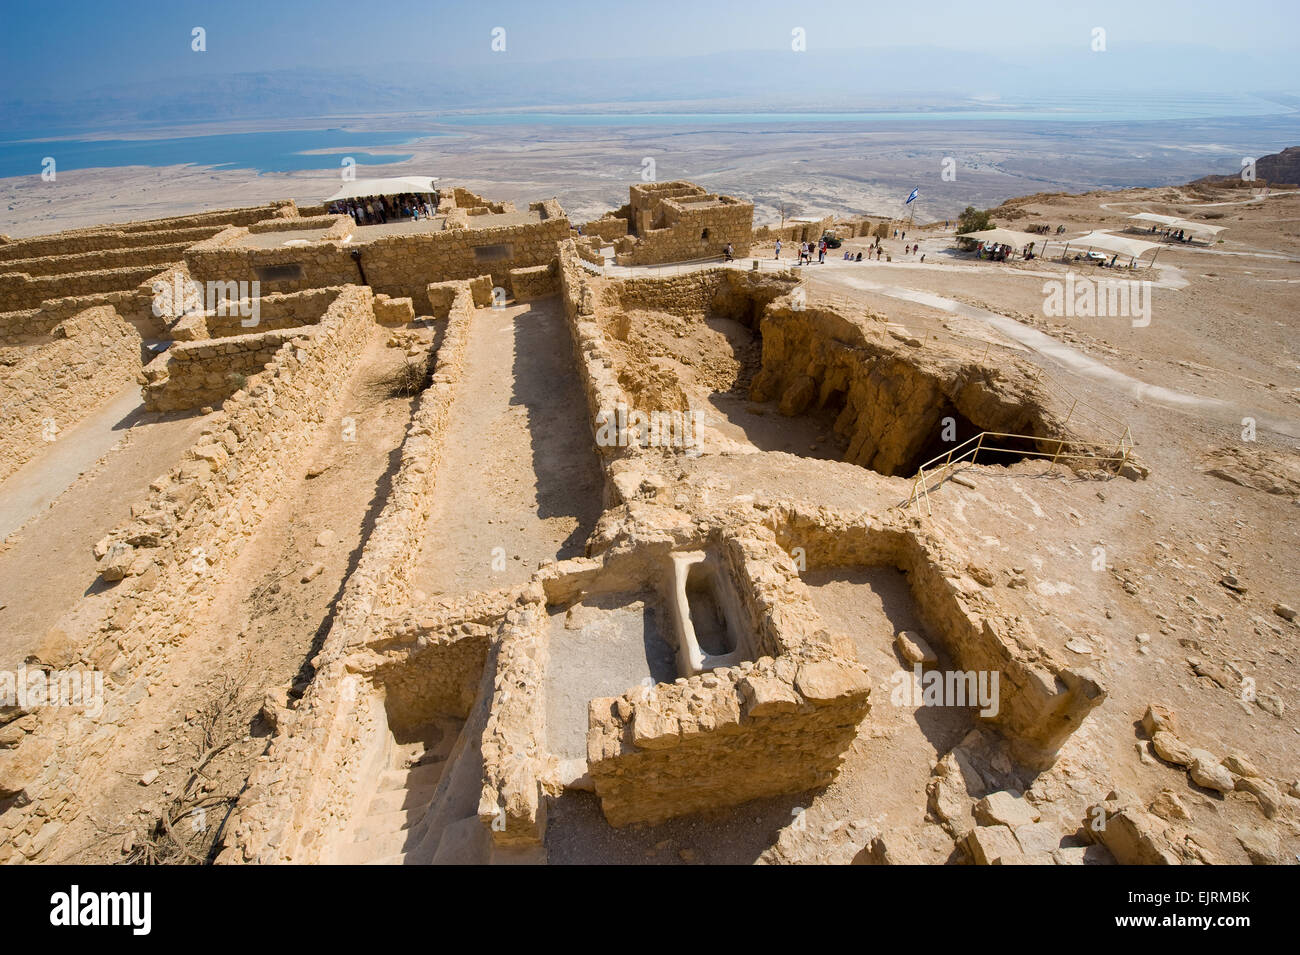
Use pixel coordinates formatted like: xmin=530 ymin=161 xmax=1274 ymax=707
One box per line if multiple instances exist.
xmin=4 ymin=0 xmax=1299 ymax=93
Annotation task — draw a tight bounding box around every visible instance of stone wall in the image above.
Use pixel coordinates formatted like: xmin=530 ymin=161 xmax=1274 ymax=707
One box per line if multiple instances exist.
xmin=427 ymin=275 xmax=493 ymax=318
xmin=0 ymin=287 xmax=146 ymax=345
xmin=760 ymin=503 xmax=1107 ymax=767
xmin=617 ymin=181 xmax=754 ymax=265
xmin=141 ymin=326 xmax=320 ymax=412
xmin=577 ymin=525 xmax=871 ymax=828
xmin=247 ymin=215 xmax=347 ymax=234
xmin=578 ymin=216 xmax=628 ymax=242
xmin=0 ymin=305 xmax=142 ymax=484
xmin=0 ymin=203 xmax=289 ymax=261
xmin=1 ymin=241 xmax=192 ymax=278
xmin=92 ymin=284 xmax=376 ymax=583
xmin=0 ymin=263 xmax=175 ymax=312
xmin=220 ymin=282 xmax=481 ymax=862
xmin=508 ymin=263 xmax=558 ymax=301
xmin=755 ymin=214 xmax=834 ymax=244
xmin=201 ymin=287 xmax=344 ymax=339
xmin=0 ymin=282 xmax=380 ymax=851
xmin=186 ymin=202 xmax=569 ymax=314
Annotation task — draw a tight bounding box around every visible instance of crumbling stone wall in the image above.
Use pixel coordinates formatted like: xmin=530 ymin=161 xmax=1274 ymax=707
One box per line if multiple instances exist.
xmin=202 ymin=287 xmax=343 ymax=338
xmin=427 ymin=275 xmax=493 ymax=318
xmin=247 ymin=215 xmax=348 ymax=234
xmin=220 ymin=282 xmax=481 ymax=862
xmin=0 ymin=264 xmax=175 ymax=312
xmin=579 ymin=526 xmax=870 ymax=827
xmin=578 ymin=216 xmax=628 ymax=242
xmin=761 ymin=503 xmax=1106 ymax=767
xmin=186 ymin=201 xmax=569 ymax=313
xmin=616 ymin=181 xmax=753 ymax=266
xmin=141 ymin=326 xmax=319 ymax=412
xmin=508 ymin=263 xmax=558 ymax=301
xmin=755 ymin=215 xmax=834 ymax=244
xmin=0 ymin=305 xmax=142 ymax=483
xmin=91 ymin=284 xmax=377 ymax=583
xmin=0 ymin=287 xmax=147 ymax=345
xmin=0 ymin=242 xmax=192 ymax=278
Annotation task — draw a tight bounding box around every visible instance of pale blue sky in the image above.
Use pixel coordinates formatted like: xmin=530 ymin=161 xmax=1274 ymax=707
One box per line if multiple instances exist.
xmin=4 ymin=0 xmax=1298 ymax=91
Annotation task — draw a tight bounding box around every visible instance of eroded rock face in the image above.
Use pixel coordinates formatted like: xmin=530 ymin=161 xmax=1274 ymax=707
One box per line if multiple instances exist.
xmin=750 ymin=301 xmax=1070 ymax=476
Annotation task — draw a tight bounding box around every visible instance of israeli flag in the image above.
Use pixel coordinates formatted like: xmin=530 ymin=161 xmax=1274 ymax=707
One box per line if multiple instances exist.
xmin=906 ymin=188 xmax=919 ymax=204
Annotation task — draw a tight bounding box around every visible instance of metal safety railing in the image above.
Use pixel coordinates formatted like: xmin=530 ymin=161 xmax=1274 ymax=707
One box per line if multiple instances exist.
xmin=904 ymin=427 xmax=1134 ymax=518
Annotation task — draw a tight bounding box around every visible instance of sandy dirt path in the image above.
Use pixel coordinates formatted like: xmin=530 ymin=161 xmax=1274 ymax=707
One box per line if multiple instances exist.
xmin=412 ymin=297 xmax=603 ymax=597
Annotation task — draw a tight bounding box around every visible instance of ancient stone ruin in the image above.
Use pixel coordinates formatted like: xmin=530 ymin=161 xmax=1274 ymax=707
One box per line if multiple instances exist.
xmin=1 ymin=179 xmax=1296 ymax=869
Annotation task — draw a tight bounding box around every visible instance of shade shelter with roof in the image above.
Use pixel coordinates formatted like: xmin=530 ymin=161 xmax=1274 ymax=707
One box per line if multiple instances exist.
xmin=1127 ymin=213 xmax=1227 ymax=244
xmin=1060 ymin=230 xmax=1163 ymax=267
xmin=324 ymin=176 xmax=439 ymax=204
xmin=956 ymin=227 xmax=1049 ymax=251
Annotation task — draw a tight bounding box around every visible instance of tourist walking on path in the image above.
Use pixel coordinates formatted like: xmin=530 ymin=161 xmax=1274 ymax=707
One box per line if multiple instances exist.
xmin=775 ymin=239 xmax=781 ymax=259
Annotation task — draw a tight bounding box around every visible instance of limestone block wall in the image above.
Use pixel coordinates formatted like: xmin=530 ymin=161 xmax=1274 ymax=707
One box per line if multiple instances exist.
xmin=557 ymin=241 xmax=638 ymax=482
xmin=574 ymin=236 xmax=605 ymax=266
xmin=0 ymin=263 xmax=175 ymax=312
xmin=581 ymin=526 xmax=871 ymax=828
xmin=0 ymin=204 xmax=288 ymax=261
xmin=629 ymin=181 xmax=706 ymax=233
xmin=247 ymin=215 xmax=348 ymax=234
xmin=427 ymin=275 xmax=493 ymax=318
xmin=578 ymin=216 xmax=628 ymax=241
xmin=141 ymin=326 xmax=320 ymax=412
xmin=0 ymin=305 xmax=142 ymax=484
xmin=186 ymin=207 xmax=569 ymax=313
xmin=0 ymin=241 xmax=191 ymax=278
xmin=761 ymin=503 xmax=1106 ymax=767
xmin=477 ymin=602 xmax=552 ymax=848
xmin=372 ymin=294 xmax=415 ymax=325
xmin=588 ymin=655 xmax=869 ymax=826
xmin=92 ymin=283 xmax=377 ymax=588
xmin=204 ymin=287 xmax=343 ymax=338
xmin=0 ymin=281 xmax=380 ymax=846
xmin=0 ymin=287 xmax=144 ymax=345
xmin=755 ymin=214 xmax=834 ymax=244
xmin=619 ymin=197 xmax=754 ymax=266
xmin=618 ymin=181 xmax=754 ymax=265
xmin=220 ymin=284 xmax=481 ymax=862
xmin=508 ymin=262 xmax=558 ymax=301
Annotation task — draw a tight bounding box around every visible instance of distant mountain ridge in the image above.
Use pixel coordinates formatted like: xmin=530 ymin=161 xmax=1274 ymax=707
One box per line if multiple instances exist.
xmin=1194 ymin=145 xmax=1300 ymax=186
xmin=2 ymin=45 xmax=1295 ymax=136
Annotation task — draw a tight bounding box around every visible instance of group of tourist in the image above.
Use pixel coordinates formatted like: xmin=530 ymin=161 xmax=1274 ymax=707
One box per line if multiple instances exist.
xmin=976 ymin=242 xmax=1015 ymax=262
xmin=770 ymin=236 xmax=935 ymax=265
xmin=329 ymin=192 xmax=438 ymax=227
xmin=776 ymin=239 xmax=829 ymax=265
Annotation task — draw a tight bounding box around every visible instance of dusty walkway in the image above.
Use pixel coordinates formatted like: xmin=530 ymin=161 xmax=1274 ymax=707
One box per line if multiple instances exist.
xmin=44 ymin=327 xmax=428 ymax=862
xmin=413 ymin=298 xmax=602 ymax=597
xmin=0 ymin=387 xmax=147 ymax=541
xmin=0 ymin=394 xmax=205 ymax=667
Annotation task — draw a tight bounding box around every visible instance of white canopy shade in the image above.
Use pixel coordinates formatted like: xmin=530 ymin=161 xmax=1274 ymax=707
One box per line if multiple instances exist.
xmin=956 ymin=227 xmax=1048 ymax=251
xmin=1062 ymin=231 xmax=1163 ymax=260
xmin=1129 ymin=213 xmax=1181 ymax=227
xmin=1128 ymin=212 xmax=1226 ymax=239
xmin=324 ymin=176 xmax=439 ymax=203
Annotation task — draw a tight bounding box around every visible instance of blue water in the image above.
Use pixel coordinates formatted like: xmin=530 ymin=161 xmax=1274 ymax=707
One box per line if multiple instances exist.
xmin=0 ymin=128 xmax=428 ymax=179
xmin=2 ymin=94 xmax=1293 ymax=178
